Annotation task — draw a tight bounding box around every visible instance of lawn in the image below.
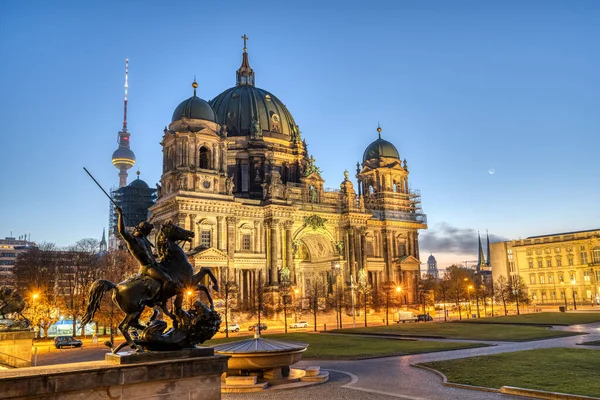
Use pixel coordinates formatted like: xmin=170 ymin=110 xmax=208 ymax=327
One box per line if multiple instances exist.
xmin=203 ymin=333 xmax=487 ymax=359
xmin=457 ymin=312 xmax=600 ymax=326
xmin=420 ymin=348 xmax=600 ymax=398
xmin=330 ymin=322 xmax=581 ymax=341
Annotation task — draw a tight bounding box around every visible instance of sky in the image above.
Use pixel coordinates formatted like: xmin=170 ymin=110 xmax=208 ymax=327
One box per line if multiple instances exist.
xmin=1 ymin=0 xmax=599 ymax=270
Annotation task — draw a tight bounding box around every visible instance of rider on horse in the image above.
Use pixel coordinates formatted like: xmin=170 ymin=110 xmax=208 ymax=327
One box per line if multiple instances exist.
xmin=115 ymin=206 xmax=174 ymax=294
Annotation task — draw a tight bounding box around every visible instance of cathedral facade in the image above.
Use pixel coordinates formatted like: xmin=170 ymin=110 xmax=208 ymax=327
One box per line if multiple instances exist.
xmin=149 ymin=42 xmax=427 ymax=307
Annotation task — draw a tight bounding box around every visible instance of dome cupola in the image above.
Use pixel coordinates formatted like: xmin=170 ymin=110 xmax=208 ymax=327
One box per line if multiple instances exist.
xmin=362 ymin=125 xmax=400 ymax=162
xmin=171 ymin=81 xmax=216 ymax=123
xmin=209 ymin=35 xmax=299 ymax=139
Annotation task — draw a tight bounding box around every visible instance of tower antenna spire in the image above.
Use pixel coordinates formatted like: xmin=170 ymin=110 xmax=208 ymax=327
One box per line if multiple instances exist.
xmin=123 ymin=58 xmax=129 ymax=132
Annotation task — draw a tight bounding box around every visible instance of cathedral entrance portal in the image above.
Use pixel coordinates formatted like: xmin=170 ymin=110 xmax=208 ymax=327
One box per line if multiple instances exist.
xmin=293 ymin=229 xmax=341 ymax=298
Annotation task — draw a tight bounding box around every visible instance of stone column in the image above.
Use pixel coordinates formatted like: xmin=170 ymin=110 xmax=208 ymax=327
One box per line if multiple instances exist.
xmin=216 ymin=216 xmax=224 ymax=251
xmin=407 ymin=231 xmax=413 ymax=257
xmin=254 ymin=221 xmax=261 ymax=253
xmin=284 ymin=220 xmax=295 ymax=284
xmin=226 ymin=217 xmax=237 ymax=258
xmin=348 ymin=228 xmax=356 ymax=282
xmin=268 ymin=220 xmax=278 ymax=286
xmin=414 ymin=231 xmax=420 ymax=260
xmin=382 ymin=230 xmax=391 ymax=282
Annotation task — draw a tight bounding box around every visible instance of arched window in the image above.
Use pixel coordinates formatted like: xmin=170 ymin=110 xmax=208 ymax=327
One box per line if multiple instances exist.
xmin=593 ymin=247 xmax=600 ymax=264
xmin=199 ymin=146 xmax=210 ymax=169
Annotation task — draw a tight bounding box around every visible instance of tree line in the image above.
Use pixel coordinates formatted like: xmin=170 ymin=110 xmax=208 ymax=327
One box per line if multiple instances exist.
xmin=12 ymin=239 xmax=137 ymax=338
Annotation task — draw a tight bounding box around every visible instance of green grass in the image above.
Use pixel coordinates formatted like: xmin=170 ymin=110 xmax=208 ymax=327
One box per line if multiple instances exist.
xmin=420 ymin=348 xmax=600 ymax=398
xmin=457 ymin=312 xmax=600 ymax=326
xmin=203 ymin=333 xmax=487 ymax=359
xmin=330 ymin=321 xmax=582 ymax=341
xmin=579 ymin=340 xmax=600 ymax=346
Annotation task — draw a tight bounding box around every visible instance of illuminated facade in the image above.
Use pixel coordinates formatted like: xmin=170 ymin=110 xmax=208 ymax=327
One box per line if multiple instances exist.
xmin=149 ymin=40 xmax=427 ymax=307
xmin=491 ymin=229 xmax=600 ymax=306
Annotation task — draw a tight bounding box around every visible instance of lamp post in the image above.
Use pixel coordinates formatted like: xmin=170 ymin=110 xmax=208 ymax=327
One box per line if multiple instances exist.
xmin=350 ymin=275 xmax=356 ymax=329
xmin=32 ymin=293 xmax=39 ymax=338
xmin=332 ymin=262 xmax=341 ymax=329
xmin=560 ymin=281 xmax=568 ymax=310
xmin=571 ymin=279 xmax=577 ymax=310
xmin=294 ymin=289 xmax=300 ymax=323
xmin=467 ymin=285 xmax=473 ymax=319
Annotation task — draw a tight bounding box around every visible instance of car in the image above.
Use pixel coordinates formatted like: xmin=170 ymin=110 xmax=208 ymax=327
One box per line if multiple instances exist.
xmin=220 ymin=324 xmax=240 ymax=333
xmin=290 ymin=321 xmax=308 ymax=328
xmin=54 ymin=336 xmax=83 ymax=349
xmin=248 ymin=323 xmax=267 ymax=331
xmin=417 ymin=314 xmax=433 ymax=322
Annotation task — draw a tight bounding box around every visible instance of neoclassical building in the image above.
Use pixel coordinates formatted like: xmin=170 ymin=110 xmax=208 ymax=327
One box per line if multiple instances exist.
xmin=491 ymin=229 xmax=600 ymax=306
xmin=149 ymin=41 xmax=427 ymax=308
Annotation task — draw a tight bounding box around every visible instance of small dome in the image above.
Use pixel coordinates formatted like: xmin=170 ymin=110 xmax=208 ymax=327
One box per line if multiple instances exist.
xmin=428 ymin=254 xmax=436 ymax=262
xmin=112 ymin=148 xmax=136 ymax=168
xmin=171 ymin=95 xmax=216 ymax=123
xmin=128 ymin=178 xmax=149 ymax=189
xmin=362 ymin=137 xmax=400 ymax=162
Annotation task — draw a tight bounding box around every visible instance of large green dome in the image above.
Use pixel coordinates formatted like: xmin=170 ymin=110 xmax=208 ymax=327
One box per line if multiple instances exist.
xmin=210 ymin=86 xmax=297 ymax=138
xmin=363 ymin=136 xmax=400 ymax=162
xmin=209 ymin=47 xmax=298 ymax=138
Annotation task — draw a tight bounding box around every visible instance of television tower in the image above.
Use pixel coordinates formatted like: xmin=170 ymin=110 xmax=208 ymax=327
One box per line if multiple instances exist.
xmin=111 ymin=59 xmax=136 ymax=187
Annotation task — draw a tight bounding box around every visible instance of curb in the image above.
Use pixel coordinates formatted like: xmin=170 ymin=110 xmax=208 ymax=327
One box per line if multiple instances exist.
xmin=412 ymin=364 xmax=600 ymax=400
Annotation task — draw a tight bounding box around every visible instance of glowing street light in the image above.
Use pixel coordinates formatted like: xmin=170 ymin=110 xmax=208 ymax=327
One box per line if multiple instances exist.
xmin=467 ymin=285 xmax=473 ymax=319
xmin=186 ymin=290 xmax=193 ymax=309
xmin=560 ymin=281 xmax=568 ymax=310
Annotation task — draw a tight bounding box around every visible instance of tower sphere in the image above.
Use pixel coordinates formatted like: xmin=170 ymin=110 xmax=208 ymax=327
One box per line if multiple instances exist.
xmin=112 ymin=147 xmax=136 ymax=170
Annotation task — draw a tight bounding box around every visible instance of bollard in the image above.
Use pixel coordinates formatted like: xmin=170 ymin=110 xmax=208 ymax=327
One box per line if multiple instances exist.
xmin=33 ymin=347 xmax=38 ymax=366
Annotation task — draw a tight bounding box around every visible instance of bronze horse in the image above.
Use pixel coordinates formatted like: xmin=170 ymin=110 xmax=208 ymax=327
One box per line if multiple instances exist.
xmin=81 ymin=221 xmax=218 ymax=353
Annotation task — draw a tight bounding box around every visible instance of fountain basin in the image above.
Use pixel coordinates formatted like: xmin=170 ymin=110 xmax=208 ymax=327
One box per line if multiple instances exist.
xmin=212 ymin=337 xmax=307 ymax=375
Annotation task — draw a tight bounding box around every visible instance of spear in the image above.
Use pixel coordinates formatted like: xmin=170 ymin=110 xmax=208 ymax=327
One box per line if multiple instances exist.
xmin=83 ymin=167 xmax=155 ymax=248
xmin=83 ymin=167 xmax=136 ymax=227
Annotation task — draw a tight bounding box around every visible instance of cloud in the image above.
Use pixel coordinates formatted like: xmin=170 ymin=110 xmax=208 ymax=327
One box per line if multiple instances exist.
xmin=419 ymin=222 xmax=508 ymax=254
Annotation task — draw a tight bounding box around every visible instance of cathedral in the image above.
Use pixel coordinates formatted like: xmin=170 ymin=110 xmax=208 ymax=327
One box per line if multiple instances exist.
xmin=148 ymin=38 xmax=427 ymax=308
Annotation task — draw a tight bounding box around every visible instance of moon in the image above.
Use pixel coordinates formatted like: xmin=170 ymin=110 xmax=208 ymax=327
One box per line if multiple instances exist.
xmin=488 ymin=168 xmax=495 ymax=175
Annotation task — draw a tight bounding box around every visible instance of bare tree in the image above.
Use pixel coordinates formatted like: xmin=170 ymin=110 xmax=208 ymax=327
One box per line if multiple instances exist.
xmin=305 ymin=273 xmax=326 ymax=332
xmin=494 ymin=275 xmax=510 ymax=315
xmin=13 ymin=243 xmax=61 ymax=337
xmin=217 ymin=267 xmax=237 ymax=338
xmin=507 ymin=274 xmax=530 ymax=315
xmin=60 ymin=239 xmax=101 ymax=337
xmin=278 ymin=273 xmax=292 ymax=333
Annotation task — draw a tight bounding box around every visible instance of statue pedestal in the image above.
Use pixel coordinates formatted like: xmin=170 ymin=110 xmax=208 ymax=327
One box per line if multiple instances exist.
xmin=0 ymin=349 xmax=229 ymax=400
xmin=0 ymin=330 xmax=34 ymax=368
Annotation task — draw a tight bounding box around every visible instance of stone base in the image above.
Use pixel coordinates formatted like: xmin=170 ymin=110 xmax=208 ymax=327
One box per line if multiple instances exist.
xmin=220 ymin=367 xmax=328 ymax=393
xmin=0 ymin=330 xmax=34 ymax=368
xmin=105 ymin=346 xmax=214 ymax=365
xmin=0 ymin=353 xmax=228 ymax=399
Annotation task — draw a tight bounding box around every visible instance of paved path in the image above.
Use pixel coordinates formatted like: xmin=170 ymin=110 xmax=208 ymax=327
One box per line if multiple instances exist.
xmin=224 ymin=322 xmax=600 ymax=400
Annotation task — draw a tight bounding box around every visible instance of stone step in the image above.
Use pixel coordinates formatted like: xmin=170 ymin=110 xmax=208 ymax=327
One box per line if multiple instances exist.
xmin=304 ymin=366 xmax=321 ymax=377
xmin=301 ymin=371 xmax=329 ymax=383
xmin=225 ymin=376 xmax=258 ymax=386
xmin=221 ymin=381 xmax=269 ymax=393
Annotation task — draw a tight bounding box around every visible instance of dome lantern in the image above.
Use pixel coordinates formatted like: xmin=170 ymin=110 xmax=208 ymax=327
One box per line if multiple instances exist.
xmin=237 ymin=34 xmax=255 ymax=86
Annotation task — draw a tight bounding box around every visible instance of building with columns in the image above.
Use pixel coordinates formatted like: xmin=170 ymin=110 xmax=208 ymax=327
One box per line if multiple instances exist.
xmin=149 ymin=40 xmax=427 ymax=309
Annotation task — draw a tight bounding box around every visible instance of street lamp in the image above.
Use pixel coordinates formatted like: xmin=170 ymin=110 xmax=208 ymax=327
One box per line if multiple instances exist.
xmin=467 ymin=286 xmax=473 ymax=319
xmin=560 ymin=281 xmax=568 ymax=310
xmin=350 ymin=275 xmax=356 ymax=328
xmin=571 ymin=279 xmax=577 ymax=310
xmin=32 ymin=293 xmax=39 ymax=338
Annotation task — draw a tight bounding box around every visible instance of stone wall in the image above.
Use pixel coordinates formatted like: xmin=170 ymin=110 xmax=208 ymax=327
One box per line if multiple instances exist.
xmin=0 ymin=330 xmax=34 ymax=368
xmin=0 ymin=354 xmax=229 ymax=399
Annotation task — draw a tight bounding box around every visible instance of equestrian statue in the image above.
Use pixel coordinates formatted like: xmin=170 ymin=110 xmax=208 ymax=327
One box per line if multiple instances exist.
xmin=81 ymin=168 xmax=220 ymax=353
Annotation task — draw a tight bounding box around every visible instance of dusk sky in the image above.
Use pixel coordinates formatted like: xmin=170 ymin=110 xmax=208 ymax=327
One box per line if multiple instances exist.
xmin=1 ymin=1 xmax=599 ymax=269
